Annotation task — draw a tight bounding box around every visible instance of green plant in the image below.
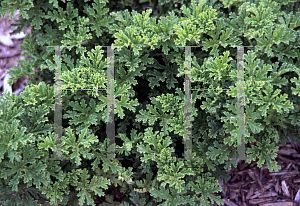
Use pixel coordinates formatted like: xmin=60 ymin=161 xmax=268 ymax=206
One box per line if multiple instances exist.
xmin=0 ymin=0 xmax=299 ymax=205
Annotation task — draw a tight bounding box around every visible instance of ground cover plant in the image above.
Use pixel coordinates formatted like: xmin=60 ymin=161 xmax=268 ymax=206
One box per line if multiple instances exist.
xmin=0 ymin=0 xmax=300 ymax=205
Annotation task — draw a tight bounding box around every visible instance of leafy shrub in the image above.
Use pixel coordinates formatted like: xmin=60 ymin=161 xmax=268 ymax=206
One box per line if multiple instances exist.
xmin=0 ymin=0 xmax=299 ymax=205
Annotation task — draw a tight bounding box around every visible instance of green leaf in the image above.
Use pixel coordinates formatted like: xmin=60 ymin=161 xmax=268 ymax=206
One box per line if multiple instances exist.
xmin=76 ymin=168 xmax=110 ymax=206
xmin=150 ymin=185 xmax=172 ymax=201
xmin=82 ymin=0 xmax=113 ymax=38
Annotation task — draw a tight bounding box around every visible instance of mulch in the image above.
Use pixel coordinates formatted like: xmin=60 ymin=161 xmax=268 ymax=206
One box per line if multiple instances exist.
xmin=1 ymin=10 xmax=300 ymax=206
xmin=212 ymin=127 xmax=300 ymax=206
xmin=0 ymin=10 xmax=32 ymax=98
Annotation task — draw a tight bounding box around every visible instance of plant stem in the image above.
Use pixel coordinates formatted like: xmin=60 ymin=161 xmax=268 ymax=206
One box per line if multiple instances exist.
xmin=247 ymin=37 xmax=253 ymax=46
xmin=93 ymin=30 xmax=95 ymax=43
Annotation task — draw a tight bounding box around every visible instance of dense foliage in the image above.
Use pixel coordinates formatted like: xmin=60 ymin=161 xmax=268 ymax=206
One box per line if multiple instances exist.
xmin=0 ymin=0 xmax=299 ymax=205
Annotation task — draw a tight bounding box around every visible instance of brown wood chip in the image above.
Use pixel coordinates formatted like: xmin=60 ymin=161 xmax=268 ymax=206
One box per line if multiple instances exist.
xmin=262 ymin=202 xmax=294 ymax=206
xmin=269 ymin=170 xmax=299 ymax=176
xmin=246 ymin=184 xmax=256 ymax=199
xmin=293 ymin=178 xmax=300 ymax=183
xmin=281 ymin=180 xmax=291 ymax=198
xmin=292 ymin=154 xmax=300 ymax=158
xmin=277 ymin=155 xmax=291 ymax=164
xmin=224 ymin=199 xmax=238 ymax=206
xmin=277 ymin=148 xmax=298 ymax=156
xmin=295 ymin=188 xmax=300 ymax=203
xmin=249 ymin=197 xmax=273 ymax=204
xmin=259 ymin=191 xmax=278 ymax=198
xmin=0 ymin=51 xmax=22 ymax=58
